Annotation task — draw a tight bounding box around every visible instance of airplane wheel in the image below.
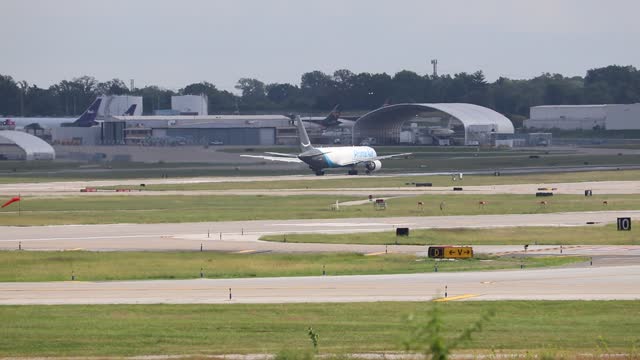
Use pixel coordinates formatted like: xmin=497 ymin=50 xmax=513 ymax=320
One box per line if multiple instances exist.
xmin=315 ymin=171 xmax=325 ymax=176
xmin=348 ymin=170 xmax=358 ymax=175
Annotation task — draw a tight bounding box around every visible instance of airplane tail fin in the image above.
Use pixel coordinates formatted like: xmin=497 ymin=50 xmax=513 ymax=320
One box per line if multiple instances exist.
xmin=321 ymin=104 xmax=342 ymax=127
xmin=72 ymin=98 xmax=102 ymax=127
xmin=123 ymin=104 xmax=136 ymax=116
xmin=296 ymin=115 xmax=314 ymax=152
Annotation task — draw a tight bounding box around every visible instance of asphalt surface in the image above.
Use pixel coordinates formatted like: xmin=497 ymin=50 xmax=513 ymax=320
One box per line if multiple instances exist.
xmin=1 ymin=265 xmax=638 ymax=305
xmin=2 ymin=174 xmax=640 ymax=305
xmin=2 ymin=211 xmax=640 ymax=253
xmin=2 ymin=178 xmax=640 ymax=197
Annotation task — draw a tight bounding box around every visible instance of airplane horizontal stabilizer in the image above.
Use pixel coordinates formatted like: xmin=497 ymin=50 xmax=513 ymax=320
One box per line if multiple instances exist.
xmin=264 ymin=152 xmax=299 ymax=158
xmin=240 ymin=155 xmax=303 ymax=163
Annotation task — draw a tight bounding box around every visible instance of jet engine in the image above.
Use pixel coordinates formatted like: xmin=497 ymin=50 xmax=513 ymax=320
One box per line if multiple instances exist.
xmin=365 ymin=160 xmax=382 ymax=173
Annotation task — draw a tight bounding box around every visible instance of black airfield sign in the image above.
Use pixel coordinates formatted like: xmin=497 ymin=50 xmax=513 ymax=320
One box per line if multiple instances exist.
xmin=617 ymin=217 xmax=632 ymax=231
xmin=428 ymin=246 xmax=474 ymax=259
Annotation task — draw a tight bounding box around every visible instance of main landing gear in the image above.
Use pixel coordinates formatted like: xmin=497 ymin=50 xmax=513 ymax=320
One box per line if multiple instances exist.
xmin=348 ymin=169 xmax=358 ymax=175
xmin=315 ymin=170 xmax=325 ymax=176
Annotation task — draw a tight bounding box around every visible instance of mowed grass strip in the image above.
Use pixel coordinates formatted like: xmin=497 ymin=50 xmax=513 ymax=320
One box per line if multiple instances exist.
xmin=0 ymin=195 xmax=358 ymax=226
xmin=0 ymin=251 xmax=584 ymax=282
xmin=1 ymin=301 xmax=639 ymax=356
xmin=262 ymin=223 xmax=640 ymax=246
xmin=98 ymin=169 xmax=640 ymax=191
xmin=1 ymin=193 xmax=640 ymax=226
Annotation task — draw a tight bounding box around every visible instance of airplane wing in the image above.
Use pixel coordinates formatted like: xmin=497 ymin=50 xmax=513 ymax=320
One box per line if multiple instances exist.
xmin=371 ymin=152 xmax=412 ymax=161
xmin=240 ymin=154 xmax=303 ymax=163
xmin=339 ymin=153 xmax=412 ymax=166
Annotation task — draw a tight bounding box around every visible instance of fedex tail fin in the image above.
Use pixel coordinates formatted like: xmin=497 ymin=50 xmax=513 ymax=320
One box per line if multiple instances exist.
xmin=123 ymin=104 xmax=136 ymax=116
xmin=296 ymin=115 xmax=314 ymax=152
xmin=72 ymin=98 xmax=102 ymax=127
xmin=321 ymin=104 xmax=342 ymax=127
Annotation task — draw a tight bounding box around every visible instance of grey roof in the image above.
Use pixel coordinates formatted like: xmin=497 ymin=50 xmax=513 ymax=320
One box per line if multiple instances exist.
xmin=421 ymin=103 xmax=514 ymax=133
xmin=355 ymin=103 xmax=514 ymax=133
xmin=352 ymin=103 xmax=514 ymax=145
xmin=0 ymin=130 xmax=55 ymax=160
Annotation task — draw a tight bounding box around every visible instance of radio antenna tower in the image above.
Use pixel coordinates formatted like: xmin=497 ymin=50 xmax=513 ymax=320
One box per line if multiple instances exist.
xmin=430 ymin=59 xmax=438 ymax=77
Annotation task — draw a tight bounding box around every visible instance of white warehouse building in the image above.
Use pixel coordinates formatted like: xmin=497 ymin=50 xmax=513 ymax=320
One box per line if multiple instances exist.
xmin=525 ymin=104 xmax=640 ymax=130
xmin=171 ymin=95 xmax=208 ymax=115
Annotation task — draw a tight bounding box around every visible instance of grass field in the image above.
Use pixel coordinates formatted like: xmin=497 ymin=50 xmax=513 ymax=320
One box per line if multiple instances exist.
xmin=1 ymin=193 xmax=639 ymax=226
xmin=261 ymin=222 xmax=640 ymax=246
xmin=1 ymin=301 xmax=638 ymax=356
xmin=0 ymin=251 xmax=584 ymax=282
xmin=95 ymin=169 xmax=640 ymax=191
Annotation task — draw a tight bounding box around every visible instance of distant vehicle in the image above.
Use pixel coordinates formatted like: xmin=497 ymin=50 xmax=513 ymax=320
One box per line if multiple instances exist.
xmin=209 ymin=140 xmax=224 ymax=145
xmin=241 ymin=116 xmax=410 ymax=176
xmin=428 ymin=126 xmax=455 ymax=137
xmin=359 ymin=137 xmax=376 ymax=146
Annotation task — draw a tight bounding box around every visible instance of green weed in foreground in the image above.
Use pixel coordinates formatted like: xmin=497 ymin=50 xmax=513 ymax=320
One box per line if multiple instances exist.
xmin=0 ymin=251 xmax=585 ymax=282
xmin=0 ymin=301 xmax=638 ymax=356
xmin=261 ymin=222 xmax=640 ymax=246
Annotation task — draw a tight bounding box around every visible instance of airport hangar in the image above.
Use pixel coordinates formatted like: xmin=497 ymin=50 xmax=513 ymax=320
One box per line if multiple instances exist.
xmin=101 ymin=115 xmax=298 ymax=146
xmin=352 ymin=103 xmax=515 ymax=146
xmin=0 ymin=130 xmax=56 ymax=160
xmin=58 ymin=102 xmax=515 ymax=147
xmin=524 ymin=104 xmax=640 ymax=130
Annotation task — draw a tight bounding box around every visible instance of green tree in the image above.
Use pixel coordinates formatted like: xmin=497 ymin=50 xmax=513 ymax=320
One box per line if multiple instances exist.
xmin=182 ymin=81 xmax=237 ymax=112
xmin=235 ymin=78 xmax=269 ymax=109
xmin=96 ymin=78 xmax=130 ymax=95
xmin=266 ymin=83 xmax=300 ymax=105
xmin=132 ymin=86 xmax=176 ymax=114
xmin=0 ymin=74 xmax=21 ymax=116
xmin=392 ymin=70 xmax=429 ymax=103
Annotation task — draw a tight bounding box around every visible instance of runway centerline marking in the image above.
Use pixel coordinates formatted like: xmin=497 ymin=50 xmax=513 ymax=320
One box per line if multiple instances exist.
xmin=365 ymin=251 xmax=389 ymax=256
xmin=433 ymin=294 xmax=479 ymax=302
xmin=234 ymin=249 xmax=256 ymax=254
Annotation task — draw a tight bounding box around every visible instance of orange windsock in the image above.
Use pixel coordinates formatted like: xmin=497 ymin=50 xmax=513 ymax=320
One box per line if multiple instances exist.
xmin=1 ymin=196 xmax=21 ymax=208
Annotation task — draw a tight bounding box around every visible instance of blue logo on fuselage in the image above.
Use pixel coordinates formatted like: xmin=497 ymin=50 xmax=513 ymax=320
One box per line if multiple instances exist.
xmin=353 ymin=148 xmax=375 ymax=159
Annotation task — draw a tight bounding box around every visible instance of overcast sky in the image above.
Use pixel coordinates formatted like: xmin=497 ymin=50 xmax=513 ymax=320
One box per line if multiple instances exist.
xmin=2 ymin=0 xmax=638 ymax=93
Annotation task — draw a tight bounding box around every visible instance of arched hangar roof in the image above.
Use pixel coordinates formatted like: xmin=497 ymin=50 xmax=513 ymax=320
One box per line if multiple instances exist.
xmin=353 ymin=103 xmax=514 ymax=144
xmin=0 ymin=130 xmax=55 ymax=160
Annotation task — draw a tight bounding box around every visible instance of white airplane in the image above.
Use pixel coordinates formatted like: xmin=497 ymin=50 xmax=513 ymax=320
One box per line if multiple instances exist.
xmin=242 ymin=116 xmax=411 ymax=176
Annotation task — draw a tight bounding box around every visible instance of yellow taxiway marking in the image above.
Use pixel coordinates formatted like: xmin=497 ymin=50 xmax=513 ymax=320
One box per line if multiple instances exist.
xmin=234 ymin=249 xmax=256 ymax=254
xmin=433 ymin=294 xmax=479 ymax=302
xmin=364 ymin=251 xmax=390 ymax=256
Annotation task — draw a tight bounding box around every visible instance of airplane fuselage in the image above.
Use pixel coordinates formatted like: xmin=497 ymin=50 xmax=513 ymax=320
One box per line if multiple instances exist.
xmin=299 ymin=146 xmax=376 ymax=170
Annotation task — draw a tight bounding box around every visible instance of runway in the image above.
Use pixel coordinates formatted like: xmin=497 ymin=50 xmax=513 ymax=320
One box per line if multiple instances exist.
xmin=1 ymin=265 xmax=638 ymax=305
xmin=2 ymin=210 xmax=640 ymax=253
xmin=3 ymin=178 xmax=640 ymax=196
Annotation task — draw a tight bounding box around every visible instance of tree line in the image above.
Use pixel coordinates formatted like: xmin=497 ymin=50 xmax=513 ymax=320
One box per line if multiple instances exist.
xmin=1 ymin=65 xmax=638 ymax=128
